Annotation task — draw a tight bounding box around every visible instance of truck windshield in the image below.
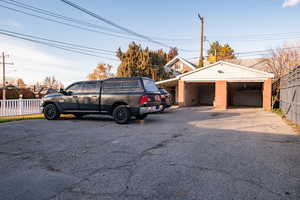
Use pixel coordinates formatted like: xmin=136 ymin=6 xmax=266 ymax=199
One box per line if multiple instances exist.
xmin=143 ymin=79 xmax=159 ymax=93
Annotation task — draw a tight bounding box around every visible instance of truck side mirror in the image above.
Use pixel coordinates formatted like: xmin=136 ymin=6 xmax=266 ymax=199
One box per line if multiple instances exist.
xmin=59 ymin=88 xmax=68 ymax=95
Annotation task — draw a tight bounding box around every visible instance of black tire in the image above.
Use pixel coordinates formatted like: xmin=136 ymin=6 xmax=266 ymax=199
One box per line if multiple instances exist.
xmin=113 ymin=105 xmax=131 ymax=124
xmin=160 ymin=107 xmax=166 ymax=112
xmin=44 ymin=104 xmax=60 ymax=120
xmin=74 ymin=113 xmax=84 ymax=118
xmin=135 ymin=114 xmax=148 ymax=120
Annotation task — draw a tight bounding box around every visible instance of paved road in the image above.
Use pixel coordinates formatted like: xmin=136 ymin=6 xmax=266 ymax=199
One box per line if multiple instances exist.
xmin=0 ymin=107 xmax=299 ymax=200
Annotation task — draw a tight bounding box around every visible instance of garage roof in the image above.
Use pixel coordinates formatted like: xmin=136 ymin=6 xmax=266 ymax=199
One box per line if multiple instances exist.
xmin=157 ymin=61 xmax=274 ymax=85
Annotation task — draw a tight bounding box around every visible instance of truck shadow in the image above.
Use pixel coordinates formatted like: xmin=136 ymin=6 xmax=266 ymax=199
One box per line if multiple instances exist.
xmin=56 ymin=107 xmax=240 ymax=124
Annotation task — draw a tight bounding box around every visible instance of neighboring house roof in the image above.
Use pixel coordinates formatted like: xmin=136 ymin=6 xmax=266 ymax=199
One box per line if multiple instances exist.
xmin=157 ymin=61 xmax=274 ymax=85
xmin=227 ymin=58 xmax=271 ymax=73
xmin=164 ymin=56 xmax=197 ymax=74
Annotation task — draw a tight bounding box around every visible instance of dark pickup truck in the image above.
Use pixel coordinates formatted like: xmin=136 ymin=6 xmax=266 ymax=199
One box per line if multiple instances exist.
xmin=41 ymin=77 xmax=162 ymax=124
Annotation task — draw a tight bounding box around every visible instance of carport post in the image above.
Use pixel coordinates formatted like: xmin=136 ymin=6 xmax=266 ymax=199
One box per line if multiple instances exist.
xmin=263 ymin=78 xmax=272 ymax=111
xmin=178 ymin=80 xmax=186 ymax=107
xmin=214 ymin=81 xmax=228 ymax=110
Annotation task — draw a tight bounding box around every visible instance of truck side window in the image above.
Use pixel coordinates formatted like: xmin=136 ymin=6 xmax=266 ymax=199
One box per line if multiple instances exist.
xmin=102 ymin=80 xmax=122 ymax=92
xmin=122 ymin=80 xmax=141 ymax=89
xmin=65 ymin=83 xmax=82 ymax=94
xmin=102 ymin=80 xmax=142 ymax=92
xmin=81 ymin=82 xmax=98 ymax=93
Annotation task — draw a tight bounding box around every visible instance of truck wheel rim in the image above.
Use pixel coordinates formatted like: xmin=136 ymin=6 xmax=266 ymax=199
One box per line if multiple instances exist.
xmin=46 ymin=106 xmax=55 ymax=118
xmin=116 ymin=109 xmax=126 ymax=121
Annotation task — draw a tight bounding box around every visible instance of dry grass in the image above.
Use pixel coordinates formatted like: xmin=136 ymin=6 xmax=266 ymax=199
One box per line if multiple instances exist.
xmin=273 ymin=109 xmax=300 ymax=135
xmin=0 ymin=114 xmax=44 ymax=123
xmin=0 ymin=114 xmax=74 ymax=123
xmin=282 ymin=116 xmax=300 ymax=135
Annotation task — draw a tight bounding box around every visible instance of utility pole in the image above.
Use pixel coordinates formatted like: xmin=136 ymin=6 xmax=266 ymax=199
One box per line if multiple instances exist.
xmin=0 ymin=52 xmax=13 ymax=100
xmin=151 ymin=65 xmax=158 ymax=81
xmin=198 ymin=14 xmax=204 ymax=68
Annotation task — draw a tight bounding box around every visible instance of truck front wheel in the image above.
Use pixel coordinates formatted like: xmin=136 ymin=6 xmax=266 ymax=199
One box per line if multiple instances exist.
xmin=44 ymin=104 xmax=60 ymax=120
xmin=74 ymin=113 xmax=84 ymax=118
xmin=135 ymin=114 xmax=148 ymax=120
xmin=113 ymin=105 xmax=131 ymax=124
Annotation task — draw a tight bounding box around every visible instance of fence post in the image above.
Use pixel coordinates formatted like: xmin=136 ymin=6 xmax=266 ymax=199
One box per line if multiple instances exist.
xmin=18 ymin=95 xmax=23 ymax=116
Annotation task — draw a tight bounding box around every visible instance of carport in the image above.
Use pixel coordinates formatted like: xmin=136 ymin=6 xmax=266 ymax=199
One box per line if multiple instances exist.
xmin=156 ymin=61 xmax=274 ymax=110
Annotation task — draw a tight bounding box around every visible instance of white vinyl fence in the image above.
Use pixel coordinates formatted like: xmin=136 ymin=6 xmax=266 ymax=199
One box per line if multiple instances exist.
xmin=0 ymin=99 xmax=42 ymax=117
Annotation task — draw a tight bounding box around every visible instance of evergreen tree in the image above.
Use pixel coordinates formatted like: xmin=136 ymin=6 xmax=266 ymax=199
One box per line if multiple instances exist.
xmin=207 ymin=41 xmax=236 ymax=61
xmin=116 ymin=42 xmax=177 ymax=80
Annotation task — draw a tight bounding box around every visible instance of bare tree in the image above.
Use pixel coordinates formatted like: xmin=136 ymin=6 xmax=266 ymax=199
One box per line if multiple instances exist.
xmin=88 ymin=63 xmax=114 ymax=80
xmin=43 ymin=76 xmax=63 ymax=89
xmin=265 ymin=43 xmax=300 ymax=80
xmin=265 ymin=42 xmax=300 ymax=108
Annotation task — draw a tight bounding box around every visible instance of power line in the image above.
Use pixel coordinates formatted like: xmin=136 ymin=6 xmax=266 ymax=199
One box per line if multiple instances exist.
xmin=186 ymin=46 xmax=300 ymax=60
xmin=1 ymin=0 xmax=128 ymax=35
xmin=59 ymin=0 xmax=173 ymax=48
xmin=0 ymin=0 xmax=167 ymax=47
xmin=0 ymin=29 xmax=116 ymax=54
xmin=5 ymin=0 xmax=300 ymax=52
xmin=218 ymin=36 xmax=300 ymax=43
xmin=209 ymin=32 xmax=300 ymax=39
xmin=153 ymin=32 xmax=300 ymax=42
xmin=0 ymin=3 xmax=149 ymax=43
xmin=235 ymin=47 xmax=300 ymax=55
xmin=0 ymin=0 xmax=198 ymax=52
xmin=0 ymin=31 xmax=119 ymax=60
xmin=8 ymin=0 xmax=300 ymax=44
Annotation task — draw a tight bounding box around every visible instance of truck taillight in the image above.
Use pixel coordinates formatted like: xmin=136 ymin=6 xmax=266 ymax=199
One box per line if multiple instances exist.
xmin=140 ymin=95 xmax=149 ymax=105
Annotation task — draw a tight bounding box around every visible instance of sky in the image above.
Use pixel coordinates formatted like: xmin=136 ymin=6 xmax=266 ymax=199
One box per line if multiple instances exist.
xmin=0 ymin=0 xmax=299 ymax=86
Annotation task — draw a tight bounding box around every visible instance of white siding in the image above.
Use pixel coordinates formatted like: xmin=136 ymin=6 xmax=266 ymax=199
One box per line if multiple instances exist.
xmin=181 ymin=62 xmax=273 ymax=82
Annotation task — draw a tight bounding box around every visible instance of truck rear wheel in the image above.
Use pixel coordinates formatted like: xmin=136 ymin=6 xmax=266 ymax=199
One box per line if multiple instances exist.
xmin=44 ymin=104 xmax=60 ymax=120
xmin=113 ymin=105 xmax=131 ymax=124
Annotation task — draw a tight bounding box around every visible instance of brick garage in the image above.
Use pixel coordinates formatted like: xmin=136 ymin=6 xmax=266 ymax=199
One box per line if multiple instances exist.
xmin=157 ymin=61 xmax=274 ymax=111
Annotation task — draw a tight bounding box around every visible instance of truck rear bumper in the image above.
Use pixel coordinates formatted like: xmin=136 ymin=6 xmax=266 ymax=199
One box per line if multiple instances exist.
xmin=139 ymin=105 xmax=163 ymax=114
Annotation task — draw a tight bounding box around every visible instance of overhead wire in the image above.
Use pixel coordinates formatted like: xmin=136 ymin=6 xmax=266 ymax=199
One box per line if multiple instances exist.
xmin=0 ymin=29 xmax=116 ymax=54
xmin=59 ymin=0 xmax=177 ymax=49
xmin=0 ymin=0 xmax=127 ymax=35
xmin=0 ymin=3 xmax=150 ymax=43
xmin=0 ymin=0 xmax=205 ymax=52
xmin=0 ymin=30 xmax=119 ymax=60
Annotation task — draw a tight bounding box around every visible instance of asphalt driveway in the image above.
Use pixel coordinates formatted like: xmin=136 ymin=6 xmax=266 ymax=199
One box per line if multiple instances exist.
xmin=0 ymin=107 xmax=299 ymax=200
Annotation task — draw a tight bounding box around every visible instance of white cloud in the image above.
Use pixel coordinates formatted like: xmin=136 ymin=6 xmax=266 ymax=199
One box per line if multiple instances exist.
xmin=0 ymin=37 xmax=94 ymax=86
xmin=283 ymin=0 xmax=300 ymax=7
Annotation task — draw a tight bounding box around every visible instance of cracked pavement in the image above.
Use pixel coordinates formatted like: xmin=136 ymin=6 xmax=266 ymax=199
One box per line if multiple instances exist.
xmin=0 ymin=107 xmax=300 ymax=200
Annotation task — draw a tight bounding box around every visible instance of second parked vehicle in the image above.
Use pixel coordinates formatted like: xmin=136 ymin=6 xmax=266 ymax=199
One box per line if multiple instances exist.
xmin=159 ymin=88 xmax=172 ymax=111
xmin=41 ymin=77 xmax=162 ymax=124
